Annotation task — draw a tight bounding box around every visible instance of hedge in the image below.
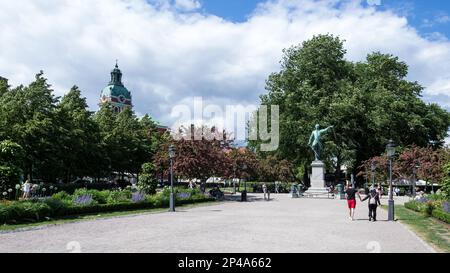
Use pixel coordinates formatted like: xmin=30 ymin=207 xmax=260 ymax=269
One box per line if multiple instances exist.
xmin=404 ymin=200 xmax=450 ymax=224
xmin=432 ymin=208 xmax=450 ymax=224
xmin=0 ymin=196 xmax=215 ymax=225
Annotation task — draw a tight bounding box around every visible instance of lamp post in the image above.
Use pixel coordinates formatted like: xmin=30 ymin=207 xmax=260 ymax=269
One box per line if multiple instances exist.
xmin=412 ymin=162 xmax=420 ymax=198
xmin=386 ymin=139 xmax=396 ymax=221
xmin=242 ymin=163 xmax=248 ymax=202
xmin=371 ymin=161 xmax=377 ymax=189
xmin=233 ymin=164 xmax=237 ymax=194
xmin=169 ymin=145 xmax=176 ymax=212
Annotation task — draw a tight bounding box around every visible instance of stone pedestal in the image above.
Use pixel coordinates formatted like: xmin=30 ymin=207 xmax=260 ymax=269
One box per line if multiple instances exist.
xmin=305 ymin=161 xmax=329 ymax=197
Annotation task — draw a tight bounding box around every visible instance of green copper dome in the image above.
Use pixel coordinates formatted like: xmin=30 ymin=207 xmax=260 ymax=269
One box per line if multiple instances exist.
xmin=101 ymin=84 xmax=131 ymax=100
xmin=100 ymin=63 xmax=132 ymax=110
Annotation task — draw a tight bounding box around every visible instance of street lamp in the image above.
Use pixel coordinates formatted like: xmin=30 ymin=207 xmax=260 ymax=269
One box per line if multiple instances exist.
xmin=233 ymin=164 xmax=237 ymax=194
xmin=169 ymin=145 xmax=176 ymax=212
xmin=386 ymin=139 xmax=396 ymax=221
xmin=242 ymin=163 xmax=248 ymax=202
xmin=412 ymin=162 xmax=420 ymax=198
xmin=371 ymin=161 xmax=377 ymax=188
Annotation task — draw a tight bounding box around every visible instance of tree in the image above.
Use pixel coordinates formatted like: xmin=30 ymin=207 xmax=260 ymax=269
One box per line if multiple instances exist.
xmin=138 ymin=163 xmax=158 ymax=194
xmin=0 ymin=140 xmax=24 ymax=192
xmin=258 ymin=155 xmax=296 ymax=183
xmin=55 ymin=86 xmax=102 ymax=182
xmin=0 ymin=72 xmax=59 ymax=182
xmin=224 ymin=148 xmax=259 ymax=186
xmin=251 ymin=34 xmax=450 ymax=184
xmin=154 ymin=125 xmax=232 ymax=192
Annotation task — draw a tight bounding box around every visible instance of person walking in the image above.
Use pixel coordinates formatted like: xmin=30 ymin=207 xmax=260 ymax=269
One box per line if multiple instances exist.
xmin=262 ymin=183 xmax=270 ymax=201
xmin=22 ymin=178 xmax=32 ymax=199
xmin=345 ymin=184 xmax=361 ymax=221
xmin=275 ymin=182 xmax=280 ymax=194
xmin=361 ymin=188 xmax=381 ymax=222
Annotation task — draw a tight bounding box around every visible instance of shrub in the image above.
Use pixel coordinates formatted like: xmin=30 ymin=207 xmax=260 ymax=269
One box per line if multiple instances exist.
xmin=432 ymin=208 xmax=450 ymax=224
xmin=52 ymin=191 xmax=71 ymax=202
xmin=107 ymin=190 xmax=131 ymax=204
xmin=0 ymin=189 xmax=214 ymax=224
xmin=73 ymin=188 xmax=110 ymax=204
xmin=138 ymin=163 xmax=158 ymax=195
xmin=405 ymin=201 xmax=422 ymax=213
xmin=74 ymin=194 xmax=96 ymax=206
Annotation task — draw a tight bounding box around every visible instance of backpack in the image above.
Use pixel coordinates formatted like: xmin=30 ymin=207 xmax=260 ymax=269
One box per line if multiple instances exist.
xmin=369 ymin=192 xmax=378 ymax=205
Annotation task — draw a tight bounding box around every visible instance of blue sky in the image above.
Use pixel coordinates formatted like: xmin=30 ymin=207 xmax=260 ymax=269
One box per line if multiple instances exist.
xmin=201 ymin=0 xmax=450 ymax=38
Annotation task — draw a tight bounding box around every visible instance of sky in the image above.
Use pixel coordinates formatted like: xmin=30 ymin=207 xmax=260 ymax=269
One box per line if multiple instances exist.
xmin=0 ymin=0 xmax=449 ymax=142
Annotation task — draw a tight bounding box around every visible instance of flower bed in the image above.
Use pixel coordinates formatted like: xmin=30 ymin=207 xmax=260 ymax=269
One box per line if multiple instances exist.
xmin=0 ymin=188 xmax=214 ymax=225
xmin=404 ymin=196 xmax=450 ymax=224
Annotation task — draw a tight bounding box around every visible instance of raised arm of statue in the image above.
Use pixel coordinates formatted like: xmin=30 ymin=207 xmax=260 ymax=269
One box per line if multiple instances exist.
xmin=320 ymin=125 xmax=334 ymax=134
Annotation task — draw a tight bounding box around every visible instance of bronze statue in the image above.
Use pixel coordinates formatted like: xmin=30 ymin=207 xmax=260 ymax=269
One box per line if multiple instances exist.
xmin=309 ymin=124 xmax=334 ymax=161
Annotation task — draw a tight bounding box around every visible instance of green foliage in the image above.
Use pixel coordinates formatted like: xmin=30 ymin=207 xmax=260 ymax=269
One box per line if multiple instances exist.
xmin=0 ymin=71 xmax=165 ymax=185
xmin=106 ymin=189 xmax=132 ymax=204
xmin=0 ymin=141 xmax=24 ymax=192
xmin=138 ymin=163 xmax=158 ymax=194
xmin=432 ymin=208 xmax=450 ymax=224
xmin=251 ymin=34 xmax=450 ymax=184
xmin=51 ymin=191 xmax=71 ymax=202
xmin=73 ymin=188 xmax=110 ymax=204
xmin=0 ymin=190 xmax=214 ymax=224
xmin=442 ymin=162 xmax=450 ymax=198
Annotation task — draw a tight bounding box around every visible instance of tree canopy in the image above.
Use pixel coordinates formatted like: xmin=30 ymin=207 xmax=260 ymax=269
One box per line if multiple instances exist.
xmin=250 ymin=34 xmax=450 ymax=184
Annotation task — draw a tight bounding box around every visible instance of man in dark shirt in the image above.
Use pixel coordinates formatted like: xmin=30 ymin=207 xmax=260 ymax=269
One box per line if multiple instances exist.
xmin=345 ymin=184 xmax=361 ymax=221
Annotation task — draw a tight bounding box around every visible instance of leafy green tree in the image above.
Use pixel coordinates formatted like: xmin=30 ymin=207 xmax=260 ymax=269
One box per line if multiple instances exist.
xmin=55 ymin=86 xmax=102 ymax=182
xmin=0 ymin=72 xmax=59 ymax=182
xmin=138 ymin=163 xmax=158 ymax=194
xmin=0 ymin=140 xmax=24 ymax=192
xmin=251 ymin=34 xmax=450 ymax=185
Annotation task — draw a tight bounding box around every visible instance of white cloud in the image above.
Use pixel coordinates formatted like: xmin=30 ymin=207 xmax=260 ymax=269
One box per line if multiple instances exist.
xmin=174 ymin=0 xmax=201 ymax=11
xmin=0 ymin=0 xmax=449 ymax=129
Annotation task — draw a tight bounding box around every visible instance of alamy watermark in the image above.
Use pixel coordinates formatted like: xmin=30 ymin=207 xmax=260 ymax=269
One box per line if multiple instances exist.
xmin=170 ymin=97 xmax=279 ymax=151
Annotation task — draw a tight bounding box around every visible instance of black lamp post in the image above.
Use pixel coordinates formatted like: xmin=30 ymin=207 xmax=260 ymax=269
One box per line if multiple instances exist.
xmin=412 ymin=162 xmax=420 ymax=198
xmin=233 ymin=164 xmax=237 ymax=194
xmin=386 ymin=139 xmax=396 ymax=221
xmin=242 ymin=163 xmax=248 ymax=202
xmin=169 ymin=145 xmax=176 ymax=212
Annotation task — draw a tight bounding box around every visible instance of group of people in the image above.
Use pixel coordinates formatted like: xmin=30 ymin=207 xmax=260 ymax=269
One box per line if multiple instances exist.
xmin=345 ymin=184 xmax=383 ymax=222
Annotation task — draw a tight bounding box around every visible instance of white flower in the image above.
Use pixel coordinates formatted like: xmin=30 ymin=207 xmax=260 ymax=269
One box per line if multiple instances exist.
xmin=15 ymin=184 xmax=21 ymax=190
xmin=49 ymin=186 xmax=54 ymax=190
xmin=2 ymin=192 xmax=7 ymax=196
xmin=8 ymin=189 xmax=13 ymax=193
xmin=42 ymin=188 xmax=47 ymax=192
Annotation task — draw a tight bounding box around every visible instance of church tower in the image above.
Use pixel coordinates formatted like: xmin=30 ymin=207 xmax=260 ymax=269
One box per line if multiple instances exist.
xmin=99 ymin=62 xmax=132 ymax=113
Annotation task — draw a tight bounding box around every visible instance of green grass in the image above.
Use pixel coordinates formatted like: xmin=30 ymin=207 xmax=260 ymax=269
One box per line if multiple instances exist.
xmin=392 ymin=205 xmax=450 ymax=253
xmin=0 ymin=200 xmax=219 ymax=232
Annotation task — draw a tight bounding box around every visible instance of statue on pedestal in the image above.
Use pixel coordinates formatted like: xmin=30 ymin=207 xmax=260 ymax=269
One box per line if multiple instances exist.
xmin=308 ymin=124 xmax=334 ymax=161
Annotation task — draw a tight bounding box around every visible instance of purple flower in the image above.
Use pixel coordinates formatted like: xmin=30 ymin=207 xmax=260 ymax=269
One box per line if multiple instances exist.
xmin=132 ymin=192 xmax=146 ymax=203
xmin=177 ymin=192 xmax=191 ymax=200
xmin=443 ymin=202 xmax=450 ymax=214
xmin=74 ymin=194 xmax=93 ymax=206
xmin=417 ymin=197 xmax=428 ymax=204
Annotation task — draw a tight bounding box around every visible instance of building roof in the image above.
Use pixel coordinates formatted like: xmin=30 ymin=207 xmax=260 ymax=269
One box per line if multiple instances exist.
xmin=100 ymin=63 xmax=132 ymax=101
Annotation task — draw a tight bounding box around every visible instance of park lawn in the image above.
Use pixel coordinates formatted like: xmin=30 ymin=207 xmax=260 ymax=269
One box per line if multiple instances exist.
xmin=392 ymin=205 xmax=450 ymax=253
xmin=0 ymin=200 xmax=219 ymax=232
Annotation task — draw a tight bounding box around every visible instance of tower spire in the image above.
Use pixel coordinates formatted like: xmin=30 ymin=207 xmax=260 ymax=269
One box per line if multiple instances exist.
xmin=110 ymin=60 xmax=123 ymax=86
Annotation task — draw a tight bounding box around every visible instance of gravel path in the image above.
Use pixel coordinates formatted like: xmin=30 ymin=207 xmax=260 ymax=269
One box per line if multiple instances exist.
xmin=0 ymin=194 xmax=435 ymax=253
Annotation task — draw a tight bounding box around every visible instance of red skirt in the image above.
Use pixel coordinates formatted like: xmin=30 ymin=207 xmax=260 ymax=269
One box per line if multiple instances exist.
xmin=347 ymin=199 xmax=356 ymax=209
